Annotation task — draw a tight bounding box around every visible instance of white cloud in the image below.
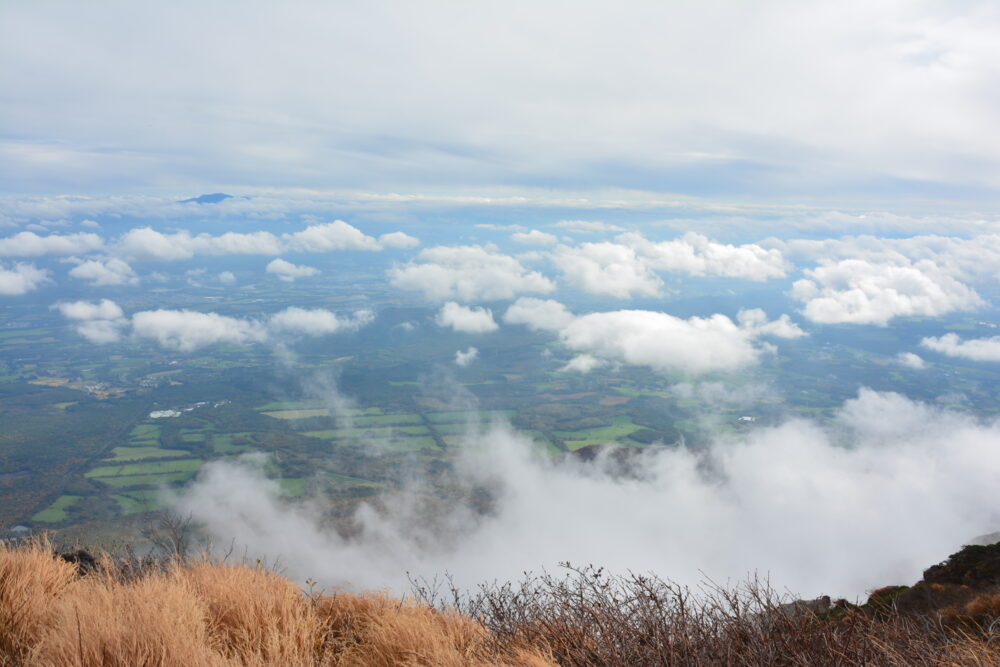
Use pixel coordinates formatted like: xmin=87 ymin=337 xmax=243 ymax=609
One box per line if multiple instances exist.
xmin=620 ymin=232 xmax=788 ymax=281
xmin=389 ymin=244 xmax=555 ymax=302
xmin=117 ymin=227 xmax=284 ymax=261
xmin=0 ymin=262 xmax=49 ymax=295
xmin=559 ymin=310 xmax=761 ymax=374
xmin=131 ymin=310 xmax=268 ymax=351
xmin=792 ymin=259 xmax=983 ymax=326
xmin=921 ymin=333 xmax=1000 ymax=362
xmin=435 ymin=302 xmax=499 ymax=334
xmin=454 ymin=346 xmax=479 ymax=366
xmin=266 ymin=258 xmax=320 ymax=282
xmin=553 ymin=242 xmax=663 ymax=298
xmin=218 ymin=271 xmax=236 ymax=285
xmin=560 ymin=353 xmax=606 ymax=373
xmin=511 ymin=229 xmax=558 ymax=246
xmin=897 ymin=352 xmax=926 ymax=369
xmin=553 ymin=220 xmax=624 ymax=234
xmin=125 ymin=306 xmax=375 ymax=351
xmin=115 ymin=220 xmax=405 ymax=261
xmin=52 ymin=298 xmax=123 ymax=321
xmin=0 ymin=231 xmax=103 ymax=257
xmin=503 ymin=297 xmax=575 ymax=332
xmin=283 ymin=220 xmax=381 ymax=252
xmin=74 ymin=319 xmax=127 ymax=344
xmin=175 ymin=389 xmax=1000 ymax=598
xmin=68 ymin=257 xmax=138 ymax=285
xmin=378 ymin=231 xmax=420 ymax=248
xmin=268 ymin=307 xmax=374 ymax=336
xmin=52 ymin=299 xmax=127 ymax=343
xmin=736 ymin=308 xmax=806 ymax=339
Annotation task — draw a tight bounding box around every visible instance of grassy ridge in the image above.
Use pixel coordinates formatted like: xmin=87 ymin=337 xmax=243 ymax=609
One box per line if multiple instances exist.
xmin=5 ymin=539 xmax=1000 ymax=665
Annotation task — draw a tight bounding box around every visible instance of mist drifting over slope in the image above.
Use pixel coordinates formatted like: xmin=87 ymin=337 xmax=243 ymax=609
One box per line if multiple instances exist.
xmin=174 ymin=387 xmax=1000 ymax=600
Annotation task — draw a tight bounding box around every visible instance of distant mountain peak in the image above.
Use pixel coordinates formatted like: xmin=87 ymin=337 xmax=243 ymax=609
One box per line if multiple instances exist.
xmin=179 ymin=193 xmax=233 ymax=204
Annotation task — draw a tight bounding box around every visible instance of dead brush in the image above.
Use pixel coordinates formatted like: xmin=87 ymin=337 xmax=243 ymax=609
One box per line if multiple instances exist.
xmin=415 ymin=563 xmax=1000 ymax=666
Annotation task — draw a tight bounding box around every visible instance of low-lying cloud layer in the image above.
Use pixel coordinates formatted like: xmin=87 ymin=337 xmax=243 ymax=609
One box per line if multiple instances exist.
xmin=389 ymin=244 xmax=555 ymax=302
xmin=922 ymin=333 xmax=1000 ymax=362
xmin=174 ymin=389 xmax=1000 ymax=600
xmin=54 ymin=300 xmax=374 ymax=349
xmin=792 ymin=259 xmax=983 ymax=326
xmin=504 ymin=298 xmax=804 ymax=375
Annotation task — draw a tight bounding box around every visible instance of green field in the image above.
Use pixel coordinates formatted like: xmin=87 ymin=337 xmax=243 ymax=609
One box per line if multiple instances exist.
xmin=344 ymin=413 xmax=423 ymax=427
xmin=112 ymin=490 xmax=165 ymax=515
xmin=304 ymin=425 xmax=430 ymax=439
xmin=425 ymin=410 xmax=516 ymax=424
xmin=93 ymin=471 xmax=197 ymax=488
xmin=105 ymin=446 xmax=189 ymax=462
xmin=129 ymin=424 xmax=161 ymax=440
xmin=261 ymin=408 xmax=330 ymax=419
xmin=278 ymin=478 xmax=306 ymax=498
xmin=554 ymin=416 xmax=643 ymax=451
xmin=211 ymin=433 xmax=254 ymax=453
xmin=379 ymin=436 xmax=440 ymax=451
xmin=85 ymin=458 xmax=203 ymax=478
xmin=32 ymin=495 xmax=81 ymax=523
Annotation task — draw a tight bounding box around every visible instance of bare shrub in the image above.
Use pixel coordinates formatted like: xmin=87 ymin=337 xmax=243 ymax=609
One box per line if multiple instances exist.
xmin=414 ymin=563 xmax=1000 ymax=666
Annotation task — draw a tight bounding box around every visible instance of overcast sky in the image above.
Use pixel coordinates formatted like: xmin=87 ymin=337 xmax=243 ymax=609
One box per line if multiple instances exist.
xmin=4 ymin=0 xmax=1000 ymax=202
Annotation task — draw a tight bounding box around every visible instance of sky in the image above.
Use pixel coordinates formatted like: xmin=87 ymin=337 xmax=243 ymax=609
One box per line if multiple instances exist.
xmin=3 ymin=0 xmax=1000 ymax=202
xmin=5 ymin=1 xmax=1000 ymax=598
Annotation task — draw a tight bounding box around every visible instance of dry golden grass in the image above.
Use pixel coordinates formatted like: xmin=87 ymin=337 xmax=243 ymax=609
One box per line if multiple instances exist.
xmin=6 ymin=537 xmax=1000 ymax=666
xmin=0 ymin=540 xmax=552 ymax=666
xmin=314 ymin=591 xmax=552 ymax=666
xmin=29 ymin=569 xmax=224 ymax=667
xmin=0 ymin=537 xmax=76 ymax=663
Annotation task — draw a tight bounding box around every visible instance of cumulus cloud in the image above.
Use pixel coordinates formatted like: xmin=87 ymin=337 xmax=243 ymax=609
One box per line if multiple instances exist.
xmin=268 ymin=307 xmax=374 ymax=336
xmin=284 ymin=220 xmax=381 ymax=252
xmin=0 ymin=231 xmax=103 ymax=256
xmin=792 ymin=259 xmax=983 ymax=326
xmin=68 ymin=257 xmax=138 ymax=286
xmin=553 ymin=242 xmax=662 ymax=298
xmin=117 ymin=227 xmax=284 ymax=261
xmin=779 ymin=234 xmax=1000 ymax=285
xmin=921 ymin=333 xmax=1000 ymax=362
xmin=454 ymin=347 xmax=479 ymax=366
xmin=175 ymin=389 xmax=1000 ymax=599
xmin=114 ymin=220 xmax=405 ymax=261
xmin=503 ymin=301 xmax=801 ymax=375
xmin=553 ymin=220 xmax=624 ymax=234
xmin=559 ymin=353 xmax=606 ymax=373
xmin=0 ymin=262 xmax=49 ymax=295
xmin=503 ymin=297 xmax=575 ymax=332
xmin=897 ymin=352 xmax=926 ymax=369
xmin=131 ymin=310 xmax=268 ymax=351
xmin=389 ymin=244 xmax=555 ymax=302
xmin=52 ymin=298 xmax=124 ymax=321
xmin=436 ymin=302 xmax=499 ymax=334
xmin=266 ymin=258 xmax=320 ymax=282
xmin=736 ymin=308 xmax=806 ymax=339
xmin=122 ymin=306 xmax=375 ymax=351
xmin=511 ymin=230 xmax=558 ymax=246
xmin=560 ymin=310 xmax=762 ymax=375
xmin=378 ymin=231 xmax=420 ymax=249
xmin=218 ymin=271 xmax=236 ymax=285
xmin=52 ymin=298 xmax=127 ymax=343
xmin=620 ymin=232 xmax=788 ymax=281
